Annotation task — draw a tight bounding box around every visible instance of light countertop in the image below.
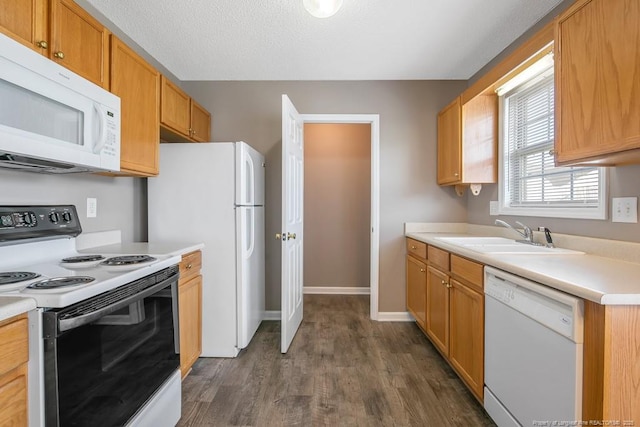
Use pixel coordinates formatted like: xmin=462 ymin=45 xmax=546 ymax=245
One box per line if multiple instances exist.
xmin=0 ymin=296 xmax=36 ymax=322
xmin=79 ymin=241 xmax=204 ymax=258
xmin=406 ymin=231 xmax=640 ymax=305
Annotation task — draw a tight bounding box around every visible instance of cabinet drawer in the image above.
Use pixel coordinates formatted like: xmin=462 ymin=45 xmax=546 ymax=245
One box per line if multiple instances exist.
xmin=451 ymin=255 xmax=483 ymax=292
xmin=428 ymin=246 xmax=450 ymax=271
xmin=0 ymin=315 xmax=28 ymax=378
xmin=180 ymin=250 xmax=202 ymax=284
xmin=406 ymin=238 xmax=427 ymax=259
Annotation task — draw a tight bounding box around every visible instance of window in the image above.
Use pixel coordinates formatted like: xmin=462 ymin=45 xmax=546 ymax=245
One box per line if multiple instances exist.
xmin=498 ymin=55 xmax=606 ymax=219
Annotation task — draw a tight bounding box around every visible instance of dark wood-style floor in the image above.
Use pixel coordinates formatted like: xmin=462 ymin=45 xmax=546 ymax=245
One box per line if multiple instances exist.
xmin=178 ymin=295 xmax=495 ymax=426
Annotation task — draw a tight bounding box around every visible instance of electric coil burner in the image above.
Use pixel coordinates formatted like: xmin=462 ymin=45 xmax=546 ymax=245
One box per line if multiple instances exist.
xmin=101 ymin=255 xmax=157 ymax=266
xmin=27 ymin=276 xmax=95 ymax=289
xmin=0 ymin=271 xmax=41 ymax=285
xmin=61 ymin=255 xmax=105 ymax=264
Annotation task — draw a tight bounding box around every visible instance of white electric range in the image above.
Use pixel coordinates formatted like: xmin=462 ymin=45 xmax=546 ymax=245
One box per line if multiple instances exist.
xmin=0 ymin=205 xmax=182 ymax=427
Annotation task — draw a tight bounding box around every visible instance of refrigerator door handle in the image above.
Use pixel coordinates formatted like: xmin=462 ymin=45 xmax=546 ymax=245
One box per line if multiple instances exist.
xmin=244 ymin=208 xmax=255 ymax=258
xmin=243 ymin=150 xmax=255 ymax=205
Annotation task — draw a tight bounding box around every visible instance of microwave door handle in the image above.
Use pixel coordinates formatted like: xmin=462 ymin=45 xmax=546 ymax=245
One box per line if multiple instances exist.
xmin=92 ymin=102 xmax=107 ymax=154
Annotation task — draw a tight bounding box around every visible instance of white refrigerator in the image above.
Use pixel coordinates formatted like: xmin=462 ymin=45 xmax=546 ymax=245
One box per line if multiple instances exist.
xmin=148 ymin=142 xmax=265 ymax=357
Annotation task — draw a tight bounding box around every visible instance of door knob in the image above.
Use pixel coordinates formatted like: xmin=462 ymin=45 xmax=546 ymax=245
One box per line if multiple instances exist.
xmin=287 ymin=232 xmax=296 ymax=240
xmin=276 ymin=233 xmax=283 ymax=240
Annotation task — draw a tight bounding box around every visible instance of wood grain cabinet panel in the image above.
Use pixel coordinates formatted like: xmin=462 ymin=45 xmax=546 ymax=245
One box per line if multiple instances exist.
xmin=0 ymin=0 xmax=48 ymax=54
xmin=449 ymin=278 xmax=484 ymax=400
xmin=406 ymin=238 xmax=427 ymax=260
xmin=179 ymin=250 xmax=202 ymax=283
xmin=50 ymin=0 xmax=109 ymax=89
xmin=406 ymin=255 xmax=427 ymax=329
xmin=0 ymin=314 xmax=29 ymax=426
xmin=555 ymin=0 xmax=640 ymax=165
xmin=426 ymin=265 xmax=450 ymax=356
xmin=110 ymin=36 xmax=160 ymax=176
xmin=179 ymin=274 xmax=202 ymax=379
xmin=190 ymin=99 xmax=211 ymax=143
xmin=437 ymin=94 xmax=497 ymax=187
xmin=160 ymin=76 xmax=212 ymax=143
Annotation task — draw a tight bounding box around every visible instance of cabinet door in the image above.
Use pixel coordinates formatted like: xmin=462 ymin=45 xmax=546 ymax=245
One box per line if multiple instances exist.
xmin=406 ymin=256 xmax=427 ymax=329
xmin=160 ymin=76 xmax=191 ymax=138
xmin=437 ymin=97 xmax=462 ymax=185
xmin=555 ymin=0 xmax=640 ymax=165
xmin=110 ymin=36 xmax=160 ymax=176
xmin=0 ymin=365 xmax=27 ymax=427
xmin=0 ymin=0 xmax=48 ymax=54
xmin=426 ymin=266 xmax=449 ymax=356
xmin=50 ymin=0 xmax=109 ymax=88
xmin=449 ymin=279 xmax=484 ymax=400
xmin=190 ymin=99 xmax=211 ymax=142
xmin=179 ymin=274 xmax=202 ymax=378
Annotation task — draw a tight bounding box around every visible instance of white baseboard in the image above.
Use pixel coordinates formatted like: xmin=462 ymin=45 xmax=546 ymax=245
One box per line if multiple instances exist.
xmin=303 ymin=286 xmax=370 ymax=295
xmin=376 ymin=311 xmax=414 ymax=322
xmin=263 ymin=311 xmax=281 ymax=321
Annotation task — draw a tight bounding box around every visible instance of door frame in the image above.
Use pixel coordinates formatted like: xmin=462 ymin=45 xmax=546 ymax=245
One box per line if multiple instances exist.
xmin=300 ymin=114 xmax=380 ymax=320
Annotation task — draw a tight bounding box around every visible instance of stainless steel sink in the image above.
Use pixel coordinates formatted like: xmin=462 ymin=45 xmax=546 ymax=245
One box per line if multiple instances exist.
xmin=433 ymin=236 xmax=584 ymax=255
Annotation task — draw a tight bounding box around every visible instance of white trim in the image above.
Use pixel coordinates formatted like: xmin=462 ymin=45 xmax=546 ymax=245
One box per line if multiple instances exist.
xmin=303 ymin=286 xmax=370 ymax=295
xmin=263 ymin=310 xmax=281 ymax=321
xmin=377 ymin=312 xmax=414 ymax=322
xmin=300 ymin=114 xmax=381 ymax=321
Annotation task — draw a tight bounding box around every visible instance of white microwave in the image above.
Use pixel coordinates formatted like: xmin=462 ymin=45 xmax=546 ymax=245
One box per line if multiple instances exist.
xmin=0 ymin=33 xmax=120 ymax=173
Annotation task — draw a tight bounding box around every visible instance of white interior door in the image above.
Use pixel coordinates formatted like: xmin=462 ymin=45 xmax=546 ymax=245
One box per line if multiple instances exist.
xmin=281 ymin=94 xmax=304 ymax=354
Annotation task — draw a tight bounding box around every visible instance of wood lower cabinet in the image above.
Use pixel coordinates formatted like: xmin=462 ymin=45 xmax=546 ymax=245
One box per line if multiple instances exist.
xmin=178 ymin=250 xmax=202 ymax=378
xmin=425 ymin=265 xmax=450 ymax=356
xmin=406 ymin=238 xmax=485 ymax=402
xmin=160 ymin=76 xmax=212 ymax=143
xmin=110 ymin=36 xmax=160 ymax=176
xmin=0 ymin=313 xmax=29 ymax=426
xmin=555 ymin=0 xmax=640 ymax=166
xmin=406 ymin=255 xmax=427 ymax=329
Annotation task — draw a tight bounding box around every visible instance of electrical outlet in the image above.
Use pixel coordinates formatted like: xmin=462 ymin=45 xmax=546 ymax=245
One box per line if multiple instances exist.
xmin=489 ymin=201 xmax=499 ymax=216
xmin=612 ymin=197 xmax=637 ymax=223
xmin=87 ymin=198 xmax=97 ymax=218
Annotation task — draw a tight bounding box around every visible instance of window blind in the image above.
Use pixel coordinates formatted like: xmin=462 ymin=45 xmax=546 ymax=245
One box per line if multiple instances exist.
xmin=503 ymin=71 xmax=601 ymax=209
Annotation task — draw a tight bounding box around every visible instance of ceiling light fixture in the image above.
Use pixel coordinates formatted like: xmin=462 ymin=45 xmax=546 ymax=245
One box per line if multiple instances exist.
xmin=303 ymin=0 xmax=343 ymax=18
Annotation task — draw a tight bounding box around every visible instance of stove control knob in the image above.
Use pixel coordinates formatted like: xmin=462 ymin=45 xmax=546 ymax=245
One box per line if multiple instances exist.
xmin=62 ymin=212 xmax=72 ymax=222
xmin=23 ymin=213 xmax=34 ymax=225
xmin=49 ymin=212 xmax=60 ymax=223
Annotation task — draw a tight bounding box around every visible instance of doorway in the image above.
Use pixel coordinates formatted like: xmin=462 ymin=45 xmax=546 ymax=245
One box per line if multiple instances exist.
xmin=300 ymin=114 xmax=380 ymax=320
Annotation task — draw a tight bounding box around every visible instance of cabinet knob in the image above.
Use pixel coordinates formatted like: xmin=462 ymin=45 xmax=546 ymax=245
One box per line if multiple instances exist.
xmin=53 ymin=51 xmax=65 ymax=59
xmin=411 ymin=245 xmax=417 ymax=250
xmin=446 ymin=283 xmax=452 ymax=288
xmin=548 ymin=149 xmax=556 ymax=156
xmin=36 ymin=40 xmax=48 ymax=49
xmin=186 ymin=264 xmax=193 ymax=270
xmin=420 ymin=268 xmax=426 ymax=273
xmin=454 ymin=172 xmax=459 ymax=177
xmin=441 ymin=280 xmax=446 ymax=285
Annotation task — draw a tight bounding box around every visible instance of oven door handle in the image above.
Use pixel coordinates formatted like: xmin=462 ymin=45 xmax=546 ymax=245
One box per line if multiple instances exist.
xmin=57 ymin=274 xmax=177 ymax=333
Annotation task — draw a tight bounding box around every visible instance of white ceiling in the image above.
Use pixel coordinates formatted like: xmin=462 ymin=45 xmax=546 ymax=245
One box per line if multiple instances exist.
xmin=84 ymin=0 xmax=564 ymax=81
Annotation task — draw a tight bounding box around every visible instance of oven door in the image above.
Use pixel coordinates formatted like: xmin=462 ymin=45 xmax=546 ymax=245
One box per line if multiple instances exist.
xmin=42 ymin=268 xmax=180 ymax=427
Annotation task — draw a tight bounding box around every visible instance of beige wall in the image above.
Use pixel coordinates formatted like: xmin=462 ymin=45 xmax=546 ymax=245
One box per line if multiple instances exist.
xmin=181 ymin=80 xmax=468 ymax=312
xmin=304 ymin=123 xmax=371 ymax=289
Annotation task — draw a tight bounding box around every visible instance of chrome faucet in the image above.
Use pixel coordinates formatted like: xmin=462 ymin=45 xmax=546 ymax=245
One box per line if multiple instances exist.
xmin=495 ymin=219 xmax=538 ymax=245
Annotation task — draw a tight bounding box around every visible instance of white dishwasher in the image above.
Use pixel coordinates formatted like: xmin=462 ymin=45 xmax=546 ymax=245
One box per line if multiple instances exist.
xmin=484 ymin=266 xmax=584 ymax=427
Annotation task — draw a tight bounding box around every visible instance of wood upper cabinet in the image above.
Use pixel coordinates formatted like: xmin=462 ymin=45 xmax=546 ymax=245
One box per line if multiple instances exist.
xmin=190 ymin=99 xmax=211 ymax=143
xmin=555 ymin=0 xmax=640 ymax=166
xmin=437 ymin=95 xmax=497 ymax=187
xmin=110 ymin=36 xmax=160 ymax=176
xmin=160 ymin=76 xmax=211 ymax=142
xmin=0 ymin=314 xmax=29 ymax=426
xmin=178 ymin=250 xmax=202 ymax=378
xmin=0 ymin=0 xmax=48 ymax=53
xmin=50 ymin=0 xmax=110 ymax=89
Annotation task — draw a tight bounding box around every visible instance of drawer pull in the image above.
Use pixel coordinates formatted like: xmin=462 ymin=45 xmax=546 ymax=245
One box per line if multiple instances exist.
xmin=53 ymin=51 xmax=65 ymax=59
xmin=420 ymin=268 xmax=425 ymax=273
xmin=186 ymin=264 xmax=193 ymax=270
xmin=411 ymin=245 xmax=417 ymax=250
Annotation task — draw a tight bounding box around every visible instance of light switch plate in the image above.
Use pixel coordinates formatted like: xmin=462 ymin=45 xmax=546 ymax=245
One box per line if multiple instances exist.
xmin=489 ymin=201 xmax=499 ymax=216
xmin=612 ymin=197 xmax=637 ymax=223
xmin=87 ymin=198 xmax=97 ymax=218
